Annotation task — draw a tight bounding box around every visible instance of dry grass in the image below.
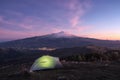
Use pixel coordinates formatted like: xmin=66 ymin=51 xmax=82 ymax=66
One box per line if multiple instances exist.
xmin=0 ymin=62 xmax=120 ymax=80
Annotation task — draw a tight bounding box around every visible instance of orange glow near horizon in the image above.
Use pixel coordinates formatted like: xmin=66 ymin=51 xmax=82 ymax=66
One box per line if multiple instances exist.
xmin=84 ymin=33 xmax=120 ymax=40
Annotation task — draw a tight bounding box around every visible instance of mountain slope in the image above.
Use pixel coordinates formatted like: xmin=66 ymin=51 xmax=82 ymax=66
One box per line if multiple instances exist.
xmin=0 ymin=31 xmax=120 ymax=48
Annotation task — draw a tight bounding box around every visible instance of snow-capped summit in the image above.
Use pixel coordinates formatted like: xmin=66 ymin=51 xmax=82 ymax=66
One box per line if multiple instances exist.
xmin=47 ymin=31 xmax=76 ymax=38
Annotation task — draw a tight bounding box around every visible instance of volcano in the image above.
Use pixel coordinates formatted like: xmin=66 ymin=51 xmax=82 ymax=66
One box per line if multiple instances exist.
xmin=0 ymin=31 xmax=120 ymax=49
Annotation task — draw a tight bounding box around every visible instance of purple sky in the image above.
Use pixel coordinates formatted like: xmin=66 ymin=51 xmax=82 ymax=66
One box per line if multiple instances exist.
xmin=0 ymin=0 xmax=120 ymax=42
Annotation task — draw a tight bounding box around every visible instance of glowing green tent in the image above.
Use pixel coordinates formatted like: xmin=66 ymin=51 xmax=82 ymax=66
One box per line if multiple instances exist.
xmin=30 ymin=55 xmax=62 ymax=72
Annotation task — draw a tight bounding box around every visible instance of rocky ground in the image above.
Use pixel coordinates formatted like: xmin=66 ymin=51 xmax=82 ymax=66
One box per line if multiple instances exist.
xmin=0 ymin=61 xmax=120 ymax=80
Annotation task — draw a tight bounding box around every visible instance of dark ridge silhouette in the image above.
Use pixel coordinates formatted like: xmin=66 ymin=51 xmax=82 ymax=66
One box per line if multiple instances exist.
xmin=0 ymin=32 xmax=120 ymax=49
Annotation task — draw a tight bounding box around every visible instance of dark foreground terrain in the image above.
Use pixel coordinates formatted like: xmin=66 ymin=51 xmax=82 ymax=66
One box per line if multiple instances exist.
xmin=0 ymin=46 xmax=120 ymax=80
xmin=0 ymin=61 xmax=120 ymax=80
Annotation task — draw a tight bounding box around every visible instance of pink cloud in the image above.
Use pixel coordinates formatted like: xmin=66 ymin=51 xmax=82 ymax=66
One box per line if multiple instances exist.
xmin=57 ymin=0 xmax=92 ymax=28
xmin=69 ymin=0 xmax=91 ymax=27
xmin=70 ymin=16 xmax=81 ymax=27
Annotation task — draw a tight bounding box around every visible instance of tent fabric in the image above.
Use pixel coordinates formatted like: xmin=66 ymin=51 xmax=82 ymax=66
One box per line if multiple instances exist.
xmin=30 ymin=55 xmax=62 ymax=72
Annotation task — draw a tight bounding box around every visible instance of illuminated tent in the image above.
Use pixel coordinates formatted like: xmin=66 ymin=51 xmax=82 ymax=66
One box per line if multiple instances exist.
xmin=30 ymin=55 xmax=62 ymax=72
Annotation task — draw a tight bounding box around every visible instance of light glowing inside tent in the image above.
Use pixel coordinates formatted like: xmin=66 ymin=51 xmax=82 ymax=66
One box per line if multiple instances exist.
xmin=37 ymin=55 xmax=55 ymax=68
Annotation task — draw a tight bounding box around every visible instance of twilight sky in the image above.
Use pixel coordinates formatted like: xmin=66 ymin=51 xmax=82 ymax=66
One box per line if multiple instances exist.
xmin=0 ymin=0 xmax=120 ymax=42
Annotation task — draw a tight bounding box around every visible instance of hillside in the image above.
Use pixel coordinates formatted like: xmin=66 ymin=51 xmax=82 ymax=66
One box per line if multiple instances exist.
xmin=0 ymin=32 xmax=120 ymax=49
xmin=0 ymin=46 xmax=120 ymax=80
xmin=0 ymin=46 xmax=120 ymax=65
